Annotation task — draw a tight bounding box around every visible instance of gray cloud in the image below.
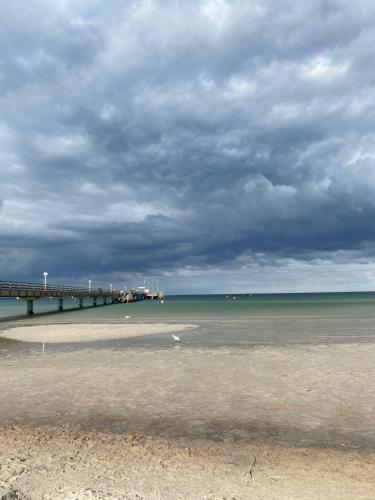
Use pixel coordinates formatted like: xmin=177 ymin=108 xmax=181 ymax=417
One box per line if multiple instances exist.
xmin=1 ymin=0 xmax=375 ymax=291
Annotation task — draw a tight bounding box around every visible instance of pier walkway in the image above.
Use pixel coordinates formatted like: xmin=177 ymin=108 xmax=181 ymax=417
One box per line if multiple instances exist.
xmin=0 ymin=281 xmax=163 ymax=314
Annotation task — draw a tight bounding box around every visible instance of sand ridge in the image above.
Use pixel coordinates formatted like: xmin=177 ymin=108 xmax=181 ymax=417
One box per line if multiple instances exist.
xmin=0 ymin=322 xmax=197 ymax=343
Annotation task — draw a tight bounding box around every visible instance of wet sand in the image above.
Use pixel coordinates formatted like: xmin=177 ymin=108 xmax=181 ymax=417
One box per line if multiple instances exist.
xmin=1 ymin=343 xmax=375 ymax=447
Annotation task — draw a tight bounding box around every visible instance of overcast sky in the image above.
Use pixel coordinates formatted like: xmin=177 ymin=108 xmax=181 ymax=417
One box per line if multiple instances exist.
xmin=1 ymin=0 xmax=375 ymax=293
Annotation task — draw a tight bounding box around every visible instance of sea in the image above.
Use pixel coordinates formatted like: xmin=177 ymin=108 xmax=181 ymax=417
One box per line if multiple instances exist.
xmin=1 ymin=292 xmax=375 ymax=354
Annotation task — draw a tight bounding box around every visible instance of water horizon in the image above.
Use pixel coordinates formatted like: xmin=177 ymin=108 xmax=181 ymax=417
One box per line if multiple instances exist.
xmin=2 ymin=291 xmax=375 ymax=357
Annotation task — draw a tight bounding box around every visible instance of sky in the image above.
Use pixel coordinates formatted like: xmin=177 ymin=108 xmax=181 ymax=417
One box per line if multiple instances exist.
xmin=1 ymin=0 xmax=375 ymax=294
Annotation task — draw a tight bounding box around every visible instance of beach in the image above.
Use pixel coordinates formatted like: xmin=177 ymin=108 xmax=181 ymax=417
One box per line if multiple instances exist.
xmin=1 ymin=313 xmax=375 ymax=498
xmin=1 ymin=295 xmax=375 ymax=498
xmin=1 ymin=424 xmax=375 ymax=500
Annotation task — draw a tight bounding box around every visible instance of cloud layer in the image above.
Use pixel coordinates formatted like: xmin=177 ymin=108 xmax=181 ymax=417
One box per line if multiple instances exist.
xmin=1 ymin=0 xmax=375 ymax=292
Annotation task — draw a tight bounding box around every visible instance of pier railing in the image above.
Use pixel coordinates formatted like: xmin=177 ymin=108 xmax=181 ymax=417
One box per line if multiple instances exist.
xmin=0 ymin=280 xmax=115 ymax=298
xmin=0 ymin=280 xmax=164 ymax=314
xmin=0 ymin=280 xmax=120 ymax=314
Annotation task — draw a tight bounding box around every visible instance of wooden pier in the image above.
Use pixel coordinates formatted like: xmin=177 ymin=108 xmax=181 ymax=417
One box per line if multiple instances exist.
xmin=0 ymin=280 xmax=164 ymax=314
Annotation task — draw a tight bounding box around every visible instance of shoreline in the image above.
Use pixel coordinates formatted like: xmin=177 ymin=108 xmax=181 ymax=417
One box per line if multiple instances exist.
xmin=1 ymin=424 xmax=375 ymax=499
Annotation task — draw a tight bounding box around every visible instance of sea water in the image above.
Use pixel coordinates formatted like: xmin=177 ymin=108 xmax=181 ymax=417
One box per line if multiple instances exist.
xmin=1 ymin=292 xmax=375 ymax=354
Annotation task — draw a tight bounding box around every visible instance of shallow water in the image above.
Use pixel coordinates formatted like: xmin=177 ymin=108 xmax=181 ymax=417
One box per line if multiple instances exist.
xmin=1 ymin=293 xmax=375 ymax=356
xmin=1 ymin=344 xmax=375 ymax=450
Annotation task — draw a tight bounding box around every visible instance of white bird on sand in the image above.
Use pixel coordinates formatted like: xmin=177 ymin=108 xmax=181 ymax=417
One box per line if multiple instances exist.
xmin=125 ymin=315 xmax=131 ymax=319
xmin=171 ymin=334 xmax=181 ymax=341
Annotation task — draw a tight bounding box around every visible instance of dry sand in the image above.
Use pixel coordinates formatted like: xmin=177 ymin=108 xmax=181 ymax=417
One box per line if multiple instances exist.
xmin=0 ymin=424 xmax=375 ymax=499
xmin=0 ymin=322 xmax=196 ymax=343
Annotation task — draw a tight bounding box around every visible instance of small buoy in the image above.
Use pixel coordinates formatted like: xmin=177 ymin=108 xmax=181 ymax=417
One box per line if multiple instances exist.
xmin=161 ymin=300 xmax=164 ymax=304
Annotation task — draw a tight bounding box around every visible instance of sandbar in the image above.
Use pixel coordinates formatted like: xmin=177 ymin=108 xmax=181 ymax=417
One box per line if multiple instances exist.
xmin=1 ymin=322 xmax=196 ymax=343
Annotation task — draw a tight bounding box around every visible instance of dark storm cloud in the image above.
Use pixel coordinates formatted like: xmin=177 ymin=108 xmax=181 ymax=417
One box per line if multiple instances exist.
xmin=1 ymin=0 xmax=375 ymax=290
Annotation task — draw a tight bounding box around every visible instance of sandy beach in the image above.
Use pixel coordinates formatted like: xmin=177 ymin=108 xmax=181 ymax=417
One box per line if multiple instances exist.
xmin=1 ymin=424 xmax=375 ymax=500
xmin=1 ymin=340 xmax=375 ymax=447
xmin=1 ymin=320 xmax=375 ymax=498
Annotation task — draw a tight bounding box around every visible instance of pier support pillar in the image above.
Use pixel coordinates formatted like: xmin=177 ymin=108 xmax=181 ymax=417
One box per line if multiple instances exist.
xmin=112 ymin=296 xmax=115 ymax=304
xmin=79 ymin=298 xmax=83 ymax=309
xmin=93 ymin=297 xmax=97 ymax=307
xmin=27 ymin=299 xmax=34 ymax=315
xmin=58 ymin=298 xmax=63 ymax=311
xmin=103 ymin=297 xmax=107 ymax=305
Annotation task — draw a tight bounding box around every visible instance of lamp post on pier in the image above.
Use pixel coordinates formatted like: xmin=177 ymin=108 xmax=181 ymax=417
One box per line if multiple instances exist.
xmin=43 ymin=272 xmax=48 ymax=290
xmin=88 ymin=280 xmax=91 ymax=293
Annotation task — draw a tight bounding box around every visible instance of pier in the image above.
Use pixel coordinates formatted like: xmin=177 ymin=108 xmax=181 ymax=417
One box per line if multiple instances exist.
xmin=0 ymin=281 xmax=164 ymax=314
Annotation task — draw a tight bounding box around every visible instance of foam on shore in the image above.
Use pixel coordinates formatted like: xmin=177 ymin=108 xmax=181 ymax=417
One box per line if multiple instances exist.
xmin=1 ymin=322 xmax=196 ymax=343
